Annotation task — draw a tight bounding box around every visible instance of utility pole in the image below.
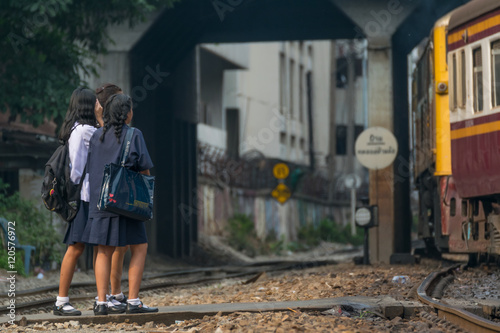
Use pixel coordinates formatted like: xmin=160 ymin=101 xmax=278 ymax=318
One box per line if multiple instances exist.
xmin=346 ymin=41 xmax=357 ymax=236
xmin=346 ymin=41 xmax=356 ymax=174
xmin=328 ymin=41 xmax=337 ymax=202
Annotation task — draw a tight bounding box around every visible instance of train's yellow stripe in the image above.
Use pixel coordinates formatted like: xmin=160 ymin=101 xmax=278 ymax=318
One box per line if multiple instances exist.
xmin=450 ymin=120 xmax=500 ymax=140
xmin=434 ymin=25 xmax=452 ymax=176
xmin=448 ymin=14 xmax=500 ymax=44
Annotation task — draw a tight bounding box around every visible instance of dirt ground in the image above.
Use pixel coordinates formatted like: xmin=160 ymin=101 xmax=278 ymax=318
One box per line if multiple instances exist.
xmin=1 ymin=239 xmax=459 ymax=332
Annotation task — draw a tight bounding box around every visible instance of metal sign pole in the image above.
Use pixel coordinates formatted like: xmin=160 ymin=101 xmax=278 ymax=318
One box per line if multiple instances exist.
xmin=363 ymin=227 xmax=370 ymax=265
xmin=351 ymin=187 xmax=356 ymax=236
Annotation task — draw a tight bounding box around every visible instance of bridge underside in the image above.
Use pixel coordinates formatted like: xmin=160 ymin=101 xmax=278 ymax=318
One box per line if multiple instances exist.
xmin=130 ymin=0 xmax=468 ymax=261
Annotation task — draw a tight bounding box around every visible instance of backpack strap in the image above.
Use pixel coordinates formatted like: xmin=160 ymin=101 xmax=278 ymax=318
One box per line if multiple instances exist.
xmin=120 ymin=127 xmax=135 ymax=167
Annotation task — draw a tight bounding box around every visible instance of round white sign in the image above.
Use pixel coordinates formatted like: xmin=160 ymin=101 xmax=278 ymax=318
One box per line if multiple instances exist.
xmin=344 ymin=174 xmax=361 ymax=189
xmin=355 ymin=127 xmax=398 ymax=170
xmin=355 ymin=207 xmax=371 ymax=227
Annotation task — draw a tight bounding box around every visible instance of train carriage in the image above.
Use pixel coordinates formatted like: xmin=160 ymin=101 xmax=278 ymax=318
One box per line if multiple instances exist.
xmin=413 ymin=0 xmax=500 ymax=259
xmin=412 ymin=13 xmax=452 ymax=253
xmin=445 ymin=0 xmax=500 ymax=257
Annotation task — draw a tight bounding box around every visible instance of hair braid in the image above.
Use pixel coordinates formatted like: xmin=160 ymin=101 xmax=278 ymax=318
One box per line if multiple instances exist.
xmin=100 ymin=94 xmax=132 ymax=143
xmin=113 ymin=111 xmax=128 ymax=143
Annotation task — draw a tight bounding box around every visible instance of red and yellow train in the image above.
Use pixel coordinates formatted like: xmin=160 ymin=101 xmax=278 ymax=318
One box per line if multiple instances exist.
xmin=412 ymin=0 xmax=500 ymax=260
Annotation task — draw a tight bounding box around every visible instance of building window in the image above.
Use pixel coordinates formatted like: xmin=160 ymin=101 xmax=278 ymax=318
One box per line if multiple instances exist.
xmin=451 ymin=53 xmax=457 ymax=110
xmin=290 ymin=59 xmax=295 ymax=118
xmin=473 ymin=47 xmax=483 ymax=112
xmin=280 ymin=53 xmax=286 ymax=114
xmin=336 ymin=125 xmax=347 ymax=155
xmin=459 ymin=50 xmax=466 ymax=108
xmin=491 ymin=40 xmax=500 ymax=107
xmin=280 ymin=132 xmax=287 ymax=157
xmin=336 ymin=125 xmax=364 ymax=155
xmin=200 ymin=102 xmax=209 ymax=124
xmin=226 ymin=108 xmax=239 ymax=159
xmin=299 ymin=64 xmax=304 ymax=122
xmin=280 ymin=132 xmax=286 ymax=144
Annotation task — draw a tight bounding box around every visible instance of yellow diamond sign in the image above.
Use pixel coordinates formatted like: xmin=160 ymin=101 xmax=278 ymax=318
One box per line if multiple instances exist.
xmin=272 ymin=183 xmax=291 ymax=204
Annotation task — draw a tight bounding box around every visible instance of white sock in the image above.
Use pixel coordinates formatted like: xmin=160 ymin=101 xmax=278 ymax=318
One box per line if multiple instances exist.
xmin=96 ymin=301 xmax=107 ymax=306
xmin=127 ymin=298 xmax=142 ymax=306
xmin=112 ymin=292 xmax=125 ymax=301
xmin=95 ymin=294 xmax=110 ymax=301
xmin=107 ymin=301 xmax=119 ymax=307
xmin=56 ymin=296 xmax=74 ymax=310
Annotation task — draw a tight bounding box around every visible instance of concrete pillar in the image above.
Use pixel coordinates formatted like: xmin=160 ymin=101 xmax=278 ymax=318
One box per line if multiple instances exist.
xmin=367 ymin=40 xmax=394 ymax=263
xmin=331 ymin=0 xmax=418 ymax=263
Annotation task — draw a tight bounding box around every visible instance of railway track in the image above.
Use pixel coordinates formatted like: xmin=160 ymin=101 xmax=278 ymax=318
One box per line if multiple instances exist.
xmin=418 ymin=264 xmax=500 ymax=333
xmin=0 ymin=259 xmax=337 ymax=316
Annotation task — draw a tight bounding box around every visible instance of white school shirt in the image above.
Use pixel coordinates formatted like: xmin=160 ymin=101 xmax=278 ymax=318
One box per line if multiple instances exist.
xmin=68 ymin=122 xmax=96 ymax=202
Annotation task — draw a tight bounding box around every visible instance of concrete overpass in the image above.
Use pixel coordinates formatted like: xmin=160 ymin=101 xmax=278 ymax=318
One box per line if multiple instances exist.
xmin=122 ymin=0 xmax=468 ymax=262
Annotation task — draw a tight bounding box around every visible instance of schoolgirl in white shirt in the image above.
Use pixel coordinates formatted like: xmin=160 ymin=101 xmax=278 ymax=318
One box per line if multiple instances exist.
xmin=53 ymin=87 xmax=106 ymax=316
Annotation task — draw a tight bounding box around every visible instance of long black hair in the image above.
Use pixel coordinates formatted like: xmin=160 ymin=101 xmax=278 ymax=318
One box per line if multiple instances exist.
xmin=59 ymin=87 xmax=97 ymax=142
xmin=100 ymin=94 xmax=132 ymax=143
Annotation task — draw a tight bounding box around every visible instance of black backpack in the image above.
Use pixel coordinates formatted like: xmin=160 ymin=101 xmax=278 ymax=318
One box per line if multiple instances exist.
xmin=41 ymin=142 xmax=83 ymax=222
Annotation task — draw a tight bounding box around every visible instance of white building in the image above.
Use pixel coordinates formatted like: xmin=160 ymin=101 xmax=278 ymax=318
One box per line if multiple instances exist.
xmin=197 ymin=41 xmax=335 ymax=171
xmin=80 ymin=21 xmax=370 ymax=242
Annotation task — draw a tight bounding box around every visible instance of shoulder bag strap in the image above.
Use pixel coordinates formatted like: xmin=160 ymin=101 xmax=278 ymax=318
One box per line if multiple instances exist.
xmin=120 ymin=127 xmax=135 ymax=167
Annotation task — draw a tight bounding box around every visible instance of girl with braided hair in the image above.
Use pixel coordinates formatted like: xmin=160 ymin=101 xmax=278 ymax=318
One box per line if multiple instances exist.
xmin=82 ymin=94 xmax=157 ymax=315
xmin=93 ymin=84 xmax=130 ymax=310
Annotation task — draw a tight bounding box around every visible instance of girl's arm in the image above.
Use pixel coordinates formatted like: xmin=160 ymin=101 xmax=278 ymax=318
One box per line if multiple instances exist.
xmin=140 ymin=169 xmax=150 ymax=176
xmin=95 ymin=100 xmax=104 ymax=127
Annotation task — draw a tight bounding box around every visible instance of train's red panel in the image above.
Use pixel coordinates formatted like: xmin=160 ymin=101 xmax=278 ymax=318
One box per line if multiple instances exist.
xmin=450 ymin=113 xmax=500 ymax=198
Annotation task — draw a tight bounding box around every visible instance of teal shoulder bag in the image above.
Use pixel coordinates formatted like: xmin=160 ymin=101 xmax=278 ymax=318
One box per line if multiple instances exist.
xmin=97 ymin=128 xmax=155 ymax=221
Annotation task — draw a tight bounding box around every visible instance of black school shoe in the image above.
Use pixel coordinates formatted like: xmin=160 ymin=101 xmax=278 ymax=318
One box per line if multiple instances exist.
xmin=126 ymin=302 xmax=159 ymax=314
xmin=53 ymin=303 xmax=82 ymax=316
xmin=93 ymin=303 xmax=108 ymax=316
xmin=108 ymin=303 xmax=126 ymax=314
xmin=93 ymin=302 xmax=126 ymax=315
xmin=109 ymin=295 xmax=128 ymax=307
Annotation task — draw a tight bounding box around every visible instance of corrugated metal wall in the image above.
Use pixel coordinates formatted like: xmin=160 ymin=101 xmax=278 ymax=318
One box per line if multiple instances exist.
xmin=197 ymin=182 xmax=343 ymax=242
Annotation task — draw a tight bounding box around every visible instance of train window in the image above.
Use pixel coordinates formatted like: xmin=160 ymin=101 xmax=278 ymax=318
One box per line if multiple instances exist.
xmin=451 ymin=53 xmax=457 ymax=110
xmin=491 ymin=40 xmax=500 ymax=107
xmin=461 ymin=200 xmax=467 ymax=216
xmin=473 ymin=222 xmax=479 ymax=241
xmin=459 ymin=50 xmax=466 ymax=108
xmin=450 ymin=197 xmax=456 ymax=217
xmin=473 ymin=47 xmax=483 ymax=112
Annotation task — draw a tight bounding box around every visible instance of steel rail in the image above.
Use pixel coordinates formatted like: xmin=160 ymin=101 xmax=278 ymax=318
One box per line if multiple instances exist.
xmin=0 ymin=259 xmax=338 ymax=315
xmin=417 ymin=265 xmax=500 ymax=333
xmin=0 ymin=258 xmax=339 ymax=299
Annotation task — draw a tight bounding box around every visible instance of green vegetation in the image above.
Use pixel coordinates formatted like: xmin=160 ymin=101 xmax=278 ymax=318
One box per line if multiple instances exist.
xmin=412 ymin=213 xmax=419 ymax=234
xmin=0 ymin=250 xmax=25 ymax=276
xmin=0 ymin=0 xmax=180 ymax=127
xmin=227 ymin=214 xmax=363 ymax=257
xmin=298 ymin=219 xmax=364 ymax=247
xmin=0 ymin=180 xmax=63 ymax=274
xmin=227 ymin=213 xmax=263 ymax=257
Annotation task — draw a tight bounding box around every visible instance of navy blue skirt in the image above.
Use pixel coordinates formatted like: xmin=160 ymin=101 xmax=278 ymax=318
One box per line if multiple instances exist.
xmin=63 ymin=201 xmax=89 ymax=245
xmin=81 ymin=214 xmax=147 ymax=247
